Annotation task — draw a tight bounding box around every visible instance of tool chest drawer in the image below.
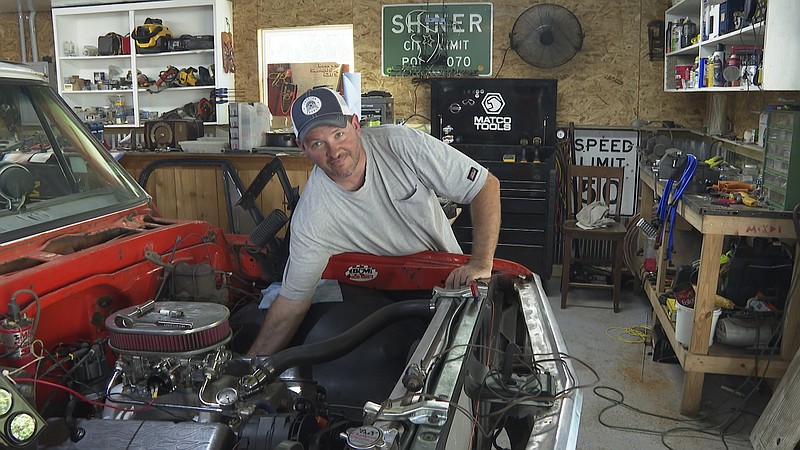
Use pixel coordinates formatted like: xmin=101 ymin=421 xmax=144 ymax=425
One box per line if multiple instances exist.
xmin=454 ymin=227 xmax=547 ymax=246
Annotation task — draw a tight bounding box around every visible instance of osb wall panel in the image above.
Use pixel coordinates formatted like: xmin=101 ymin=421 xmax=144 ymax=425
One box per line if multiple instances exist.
xmin=0 ymin=12 xmax=54 ymax=62
xmin=234 ymin=0 xmax=713 ymax=129
xmin=233 ymin=0 xmax=354 ymax=111
xmin=2 ymin=3 xmax=794 ymax=135
xmin=729 ymin=91 xmax=800 ymax=138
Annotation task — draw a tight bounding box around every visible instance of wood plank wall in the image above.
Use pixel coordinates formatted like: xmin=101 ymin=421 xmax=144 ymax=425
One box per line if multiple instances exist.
xmin=120 ymin=153 xmax=312 ymax=233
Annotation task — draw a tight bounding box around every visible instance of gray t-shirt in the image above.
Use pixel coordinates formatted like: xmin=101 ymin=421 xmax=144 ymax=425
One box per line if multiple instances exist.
xmin=279 ymin=125 xmax=488 ymax=301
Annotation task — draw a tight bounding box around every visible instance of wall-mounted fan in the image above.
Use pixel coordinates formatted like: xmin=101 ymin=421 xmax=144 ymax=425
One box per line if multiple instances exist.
xmin=510 ymin=4 xmax=584 ymax=68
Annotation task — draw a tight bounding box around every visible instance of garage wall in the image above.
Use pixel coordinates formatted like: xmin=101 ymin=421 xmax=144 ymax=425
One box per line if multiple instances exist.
xmin=227 ymin=0 xmax=800 ymax=132
xmin=2 ymin=2 xmax=796 ymax=132
xmin=0 ymin=11 xmax=53 ymax=64
xmin=236 ymin=0 xmax=706 ymax=128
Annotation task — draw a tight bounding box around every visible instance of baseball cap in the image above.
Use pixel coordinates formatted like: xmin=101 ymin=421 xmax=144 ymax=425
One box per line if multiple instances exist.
xmin=290 ymin=87 xmax=354 ymax=143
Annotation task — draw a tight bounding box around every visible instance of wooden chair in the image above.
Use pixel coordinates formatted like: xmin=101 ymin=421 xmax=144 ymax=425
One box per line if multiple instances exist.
xmin=560 ymin=165 xmax=627 ymax=312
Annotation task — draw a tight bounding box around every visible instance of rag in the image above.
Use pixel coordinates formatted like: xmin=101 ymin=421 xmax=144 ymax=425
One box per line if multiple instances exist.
xmin=259 ymin=279 xmax=343 ymax=309
xmin=576 ymin=201 xmax=616 ymax=230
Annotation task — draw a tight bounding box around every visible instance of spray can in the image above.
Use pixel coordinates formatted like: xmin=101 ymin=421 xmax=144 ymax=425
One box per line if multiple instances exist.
xmin=727 ymin=53 xmax=740 ymax=86
xmin=681 ymin=17 xmax=697 ymax=48
xmin=671 ymin=20 xmax=682 ymax=51
xmin=713 ymin=44 xmax=726 ymax=87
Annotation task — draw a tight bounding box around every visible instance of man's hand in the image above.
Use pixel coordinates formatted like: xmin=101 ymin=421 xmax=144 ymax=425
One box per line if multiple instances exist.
xmin=246 ymin=294 xmax=311 ymax=356
xmin=445 ymin=260 xmax=493 ymax=289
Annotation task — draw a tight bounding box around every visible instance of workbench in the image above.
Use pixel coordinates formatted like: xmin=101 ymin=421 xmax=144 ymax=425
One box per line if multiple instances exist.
xmin=639 ymin=167 xmax=799 ymax=415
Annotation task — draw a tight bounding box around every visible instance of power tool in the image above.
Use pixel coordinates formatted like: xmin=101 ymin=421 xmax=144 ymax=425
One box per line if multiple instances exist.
xmin=148 ymin=66 xmax=179 ymax=93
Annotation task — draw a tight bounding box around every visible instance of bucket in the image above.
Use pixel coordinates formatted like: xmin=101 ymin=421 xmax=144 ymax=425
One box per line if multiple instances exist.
xmin=675 ymin=303 xmax=722 ymax=347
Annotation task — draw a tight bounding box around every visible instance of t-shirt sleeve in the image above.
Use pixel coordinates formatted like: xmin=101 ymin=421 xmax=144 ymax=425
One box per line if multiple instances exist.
xmin=278 ymin=210 xmax=332 ymax=301
xmin=387 ymin=127 xmax=488 ymax=204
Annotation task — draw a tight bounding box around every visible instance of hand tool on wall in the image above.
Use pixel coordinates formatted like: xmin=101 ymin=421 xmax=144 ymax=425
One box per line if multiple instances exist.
xmin=704 ymin=155 xmax=724 ymax=167
xmin=221 ymin=18 xmax=235 ymax=73
xmin=212 ymin=88 xmax=237 ymax=104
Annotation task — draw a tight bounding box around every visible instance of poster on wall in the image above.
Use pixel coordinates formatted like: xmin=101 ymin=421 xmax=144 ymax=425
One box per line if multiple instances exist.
xmin=382 ymin=3 xmax=493 ymax=76
xmin=572 ymin=128 xmax=640 ymax=216
xmin=266 ymin=62 xmax=344 ymax=128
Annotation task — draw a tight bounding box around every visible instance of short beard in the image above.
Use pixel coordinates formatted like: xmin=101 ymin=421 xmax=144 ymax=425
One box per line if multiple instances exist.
xmin=328 ymin=164 xmax=356 ymax=179
xmin=327 ymin=148 xmax=360 ymax=179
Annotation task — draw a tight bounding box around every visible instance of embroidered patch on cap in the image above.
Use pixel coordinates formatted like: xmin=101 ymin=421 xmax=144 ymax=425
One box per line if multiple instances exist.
xmin=301 ymin=96 xmax=322 ymax=115
xmin=467 ymin=167 xmax=478 ymax=181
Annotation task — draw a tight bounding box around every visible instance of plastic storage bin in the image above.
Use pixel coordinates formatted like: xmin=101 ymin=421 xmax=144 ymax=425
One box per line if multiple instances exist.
xmin=229 ymin=102 xmax=270 ymax=152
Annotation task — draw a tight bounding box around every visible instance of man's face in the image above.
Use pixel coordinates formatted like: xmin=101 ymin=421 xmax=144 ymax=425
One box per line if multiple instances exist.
xmin=299 ymin=115 xmax=364 ymax=184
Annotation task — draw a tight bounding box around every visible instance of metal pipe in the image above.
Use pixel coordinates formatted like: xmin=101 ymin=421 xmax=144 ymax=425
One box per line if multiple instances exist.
xmin=17 ymin=0 xmax=27 ymax=62
xmin=29 ymin=9 xmax=38 ymax=62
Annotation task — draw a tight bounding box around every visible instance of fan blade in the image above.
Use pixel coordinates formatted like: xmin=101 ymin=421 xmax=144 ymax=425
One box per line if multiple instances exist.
xmin=551 ymin=15 xmax=583 ymax=51
xmin=510 ymin=4 xmax=583 ymax=68
xmin=512 ymin=28 xmax=539 ymax=51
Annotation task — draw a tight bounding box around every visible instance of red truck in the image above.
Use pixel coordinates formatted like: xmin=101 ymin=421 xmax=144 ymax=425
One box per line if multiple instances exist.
xmin=0 ymin=62 xmax=579 ymax=449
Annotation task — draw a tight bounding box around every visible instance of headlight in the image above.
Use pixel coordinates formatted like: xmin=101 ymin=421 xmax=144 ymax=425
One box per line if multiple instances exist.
xmin=0 ymin=376 xmax=45 ymax=448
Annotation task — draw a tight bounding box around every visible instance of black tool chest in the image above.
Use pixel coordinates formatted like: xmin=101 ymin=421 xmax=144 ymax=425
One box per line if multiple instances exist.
xmin=450 ymin=144 xmax=556 ymax=279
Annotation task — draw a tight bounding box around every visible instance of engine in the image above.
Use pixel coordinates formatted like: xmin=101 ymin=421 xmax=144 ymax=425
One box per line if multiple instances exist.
xmin=98 ymin=301 xmax=334 ymax=449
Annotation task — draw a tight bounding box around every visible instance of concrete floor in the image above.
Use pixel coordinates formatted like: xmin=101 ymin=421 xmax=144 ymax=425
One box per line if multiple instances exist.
xmin=546 ymin=277 xmax=771 ymax=450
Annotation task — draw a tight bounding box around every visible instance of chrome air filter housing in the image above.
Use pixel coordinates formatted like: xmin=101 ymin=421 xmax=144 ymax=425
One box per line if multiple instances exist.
xmin=106 ymin=301 xmax=231 ymax=356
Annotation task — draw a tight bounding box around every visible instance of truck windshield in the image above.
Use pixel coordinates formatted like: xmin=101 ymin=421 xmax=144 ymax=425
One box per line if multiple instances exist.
xmin=0 ymin=80 xmax=147 ymax=243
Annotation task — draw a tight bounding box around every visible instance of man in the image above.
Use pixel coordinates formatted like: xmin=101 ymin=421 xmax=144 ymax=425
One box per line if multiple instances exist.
xmin=247 ymin=87 xmax=500 ymax=356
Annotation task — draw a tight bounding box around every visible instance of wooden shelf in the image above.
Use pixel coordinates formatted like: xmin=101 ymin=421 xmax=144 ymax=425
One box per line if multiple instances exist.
xmin=644 ymin=281 xmax=788 ymax=378
xmin=664 ymin=0 xmax=800 ymax=91
xmin=52 ymin=0 xmax=233 ymax=128
xmin=639 ymin=167 xmax=798 ymax=415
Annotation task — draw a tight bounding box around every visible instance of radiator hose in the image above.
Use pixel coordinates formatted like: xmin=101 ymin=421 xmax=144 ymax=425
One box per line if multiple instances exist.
xmin=260 ymin=299 xmax=433 ymax=381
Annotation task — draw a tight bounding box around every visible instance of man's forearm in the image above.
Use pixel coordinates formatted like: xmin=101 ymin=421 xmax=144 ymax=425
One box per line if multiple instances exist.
xmin=246 ymin=294 xmax=311 ymax=356
xmin=468 ymin=173 xmax=501 ymax=268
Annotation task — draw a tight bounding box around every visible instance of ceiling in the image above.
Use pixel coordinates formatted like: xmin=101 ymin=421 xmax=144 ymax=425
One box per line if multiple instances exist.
xmin=0 ymin=0 xmax=52 ymax=13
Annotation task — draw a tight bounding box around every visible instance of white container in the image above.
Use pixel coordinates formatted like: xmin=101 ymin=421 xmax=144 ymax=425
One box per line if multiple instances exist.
xmin=675 ymin=303 xmax=721 ymax=347
xmin=237 ymin=102 xmax=271 ymax=151
xmin=179 ymin=137 xmax=229 ymax=153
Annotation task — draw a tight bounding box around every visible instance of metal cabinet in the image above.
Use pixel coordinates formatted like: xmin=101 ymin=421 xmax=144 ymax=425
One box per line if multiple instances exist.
xmin=763 ymin=109 xmax=800 ymax=210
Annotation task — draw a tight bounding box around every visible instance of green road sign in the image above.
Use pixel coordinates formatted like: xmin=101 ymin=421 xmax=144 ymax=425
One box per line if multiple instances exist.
xmin=382 ymin=3 xmax=493 ymax=76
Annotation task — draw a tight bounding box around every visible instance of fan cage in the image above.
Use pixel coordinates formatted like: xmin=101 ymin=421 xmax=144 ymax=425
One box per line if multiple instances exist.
xmin=510 ymin=4 xmax=584 ymax=69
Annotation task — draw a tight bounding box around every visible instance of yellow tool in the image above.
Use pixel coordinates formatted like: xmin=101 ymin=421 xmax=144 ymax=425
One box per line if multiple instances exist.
xmin=705 ymin=155 xmax=724 ymax=167
xmin=728 ymin=192 xmax=758 ymax=206
xmin=715 ymin=294 xmax=735 ymax=310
